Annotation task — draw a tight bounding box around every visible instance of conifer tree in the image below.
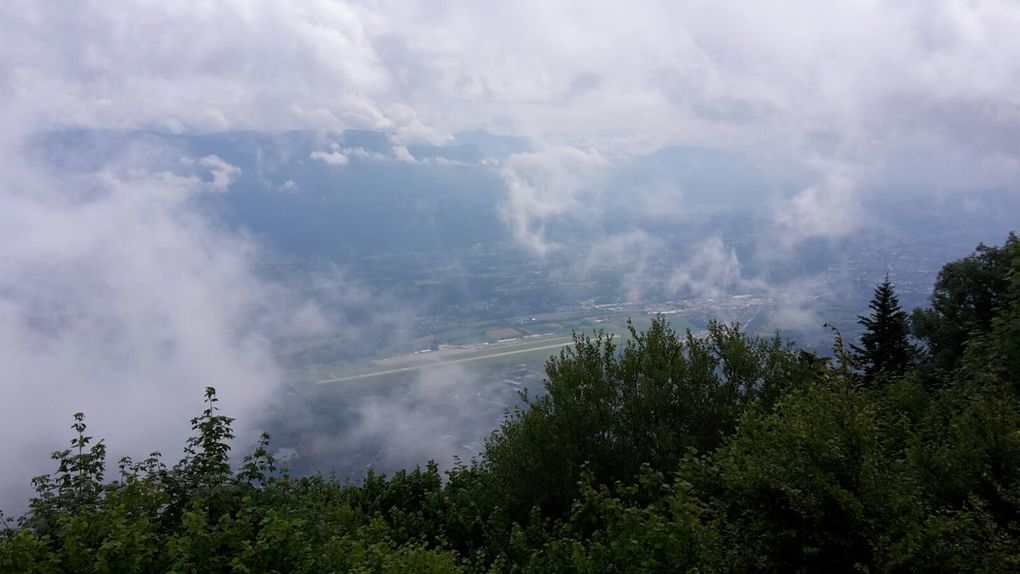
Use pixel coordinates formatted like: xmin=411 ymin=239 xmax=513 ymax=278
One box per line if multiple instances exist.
xmin=853 ymin=276 xmax=917 ymax=383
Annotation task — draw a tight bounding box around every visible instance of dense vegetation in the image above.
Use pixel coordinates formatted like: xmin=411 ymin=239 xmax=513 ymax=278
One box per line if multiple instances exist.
xmin=3 ymin=233 xmax=1019 ymax=573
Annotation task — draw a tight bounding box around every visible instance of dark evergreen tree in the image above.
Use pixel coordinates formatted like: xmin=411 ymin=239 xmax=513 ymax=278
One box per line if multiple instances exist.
xmin=853 ymin=276 xmax=917 ymax=382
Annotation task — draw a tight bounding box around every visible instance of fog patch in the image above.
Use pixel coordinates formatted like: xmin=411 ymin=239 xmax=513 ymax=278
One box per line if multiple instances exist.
xmin=0 ymin=140 xmax=322 ymax=513
xmin=670 ymin=238 xmax=762 ymax=300
xmin=267 ymin=363 xmax=545 ymax=481
xmin=499 ymin=146 xmax=606 ymax=256
xmin=773 ymin=166 xmax=863 ymax=247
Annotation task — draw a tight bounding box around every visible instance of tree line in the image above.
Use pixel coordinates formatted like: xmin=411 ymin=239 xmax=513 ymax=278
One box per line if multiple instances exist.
xmin=2 ymin=232 xmax=1019 ymax=573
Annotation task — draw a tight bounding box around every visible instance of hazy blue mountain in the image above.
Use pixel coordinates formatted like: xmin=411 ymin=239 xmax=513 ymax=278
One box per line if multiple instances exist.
xmin=27 ymin=130 xmax=787 ymax=262
xmin=27 ymin=129 xmax=1014 ymax=275
xmin=29 ymin=129 xmax=510 ymax=258
xmin=452 ymin=130 xmax=531 ymax=159
xmin=608 ymin=145 xmax=774 ymax=209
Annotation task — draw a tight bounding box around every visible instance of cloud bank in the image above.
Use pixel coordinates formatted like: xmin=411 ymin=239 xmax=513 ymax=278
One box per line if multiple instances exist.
xmin=0 ymin=138 xmax=324 ymax=510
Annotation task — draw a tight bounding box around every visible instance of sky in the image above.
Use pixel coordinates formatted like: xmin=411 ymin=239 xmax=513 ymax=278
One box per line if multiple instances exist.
xmin=1 ymin=0 xmax=1019 ymax=509
xmin=6 ymin=1 xmax=1018 ymax=244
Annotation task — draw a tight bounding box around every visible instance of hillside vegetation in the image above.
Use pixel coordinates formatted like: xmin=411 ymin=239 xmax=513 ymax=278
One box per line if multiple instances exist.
xmin=2 ymin=233 xmax=1019 ymax=573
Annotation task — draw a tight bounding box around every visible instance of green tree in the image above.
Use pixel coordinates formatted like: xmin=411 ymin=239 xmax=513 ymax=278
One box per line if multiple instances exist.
xmin=480 ymin=317 xmax=813 ymax=519
xmin=913 ymin=233 xmax=1019 ymax=371
xmin=956 ymin=234 xmax=1020 ymax=394
xmin=853 ymin=277 xmax=917 ymax=383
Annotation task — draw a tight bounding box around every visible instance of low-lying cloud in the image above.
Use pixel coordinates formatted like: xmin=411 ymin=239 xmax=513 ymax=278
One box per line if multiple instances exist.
xmin=499 ymin=146 xmax=606 ymax=256
xmin=669 ymin=237 xmax=752 ymax=300
xmin=0 ymin=139 xmax=323 ymax=512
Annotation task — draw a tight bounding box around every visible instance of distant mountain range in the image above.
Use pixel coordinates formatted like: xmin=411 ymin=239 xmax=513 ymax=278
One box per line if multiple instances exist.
xmin=26 ymin=128 xmax=1019 ymax=268
xmin=26 ymin=129 xmax=775 ymax=259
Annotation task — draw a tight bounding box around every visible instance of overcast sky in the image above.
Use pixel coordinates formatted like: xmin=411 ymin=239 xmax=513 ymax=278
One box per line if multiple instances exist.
xmin=1 ymin=0 xmax=1019 ymax=510
xmin=3 ymin=2 xmax=1018 ymax=165
xmin=5 ymin=0 xmax=1019 ymax=238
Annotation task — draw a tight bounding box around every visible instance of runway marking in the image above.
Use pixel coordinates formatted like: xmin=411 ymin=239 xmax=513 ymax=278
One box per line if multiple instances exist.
xmin=316 ymin=340 xmax=572 ymax=384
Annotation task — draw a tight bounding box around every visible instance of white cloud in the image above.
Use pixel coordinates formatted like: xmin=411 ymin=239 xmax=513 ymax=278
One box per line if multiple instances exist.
xmin=582 ymin=230 xmax=663 ymax=303
xmin=498 ymin=146 xmax=606 ymax=256
xmin=197 ymin=154 xmax=242 ymax=191
xmin=4 ymin=0 xmax=1020 ymax=198
xmin=390 ymin=145 xmax=418 ymax=163
xmin=665 ymin=237 xmax=845 ymax=335
xmin=0 ymin=139 xmax=326 ymax=511
xmin=381 ymin=1 xmax=1020 ymax=202
xmin=310 ymin=149 xmax=350 ymax=166
xmin=772 ymin=164 xmax=863 ymax=246
xmin=1 ymin=0 xmax=393 ymax=133
xmin=669 ymin=237 xmax=755 ymax=300
xmin=766 ymin=287 xmax=830 ymax=333
xmin=329 ymin=365 xmax=488 ymax=473
xmin=344 ymin=147 xmax=389 ymax=161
